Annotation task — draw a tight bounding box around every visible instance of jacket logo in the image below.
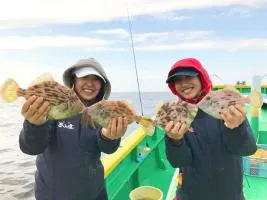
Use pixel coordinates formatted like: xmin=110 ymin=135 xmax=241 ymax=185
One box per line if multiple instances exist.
xmin=58 ymin=121 xmax=74 ymax=129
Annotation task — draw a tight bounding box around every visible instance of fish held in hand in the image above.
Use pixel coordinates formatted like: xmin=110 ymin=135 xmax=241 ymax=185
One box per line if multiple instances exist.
xmin=0 ymin=73 xmax=85 ymax=120
xmin=153 ymin=101 xmax=198 ymax=132
xmin=81 ymin=100 xmax=153 ymax=129
xmin=81 ymin=99 xmax=154 ymax=135
xmin=197 ymin=86 xmax=263 ymax=119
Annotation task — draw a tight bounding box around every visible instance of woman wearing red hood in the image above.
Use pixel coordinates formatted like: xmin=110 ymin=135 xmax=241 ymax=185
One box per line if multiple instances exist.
xmin=164 ymin=58 xmax=257 ymax=200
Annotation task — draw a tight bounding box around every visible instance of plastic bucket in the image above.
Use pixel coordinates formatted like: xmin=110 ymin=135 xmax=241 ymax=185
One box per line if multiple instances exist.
xmin=129 ymin=186 xmax=163 ymax=200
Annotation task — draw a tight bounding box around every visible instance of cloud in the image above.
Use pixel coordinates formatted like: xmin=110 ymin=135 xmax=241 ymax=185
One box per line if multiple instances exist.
xmin=150 ymin=12 xmax=192 ymax=21
xmin=1 ymin=59 xmax=266 ymax=93
xmin=0 ymin=31 xmax=266 ymax=52
xmin=90 ymin=29 xmax=130 ymax=39
xmin=85 ymin=47 xmax=127 ymax=52
xmin=0 ymin=20 xmax=43 ymax=30
xmin=107 ymin=63 xmax=267 ymax=91
xmin=105 ymin=66 xmax=170 ymax=92
xmin=1 ymin=0 xmax=267 ymax=29
xmin=0 ymin=35 xmax=113 ymax=50
xmin=133 ymin=31 xmax=215 ymax=43
xmin=1 ymin=30 xmax=214 ymax=51
xmin=222 ymin=7 xmax=251 ymax=17
xmin=0 ymin=61 xmax=63 ymax=88
xmin=172 ymin=16 xmax=193 ymax=21
xmin=0 ymin=60 xmax=167 ymax=92
xmin=135 ymin=38 xmax=267 ymax=52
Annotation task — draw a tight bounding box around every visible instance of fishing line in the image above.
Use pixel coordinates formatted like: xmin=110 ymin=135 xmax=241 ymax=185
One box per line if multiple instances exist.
xmin=127 ymin=10 xmax=150 ymax=148
xmin=127 ymin=10 xmax=144 ymax=116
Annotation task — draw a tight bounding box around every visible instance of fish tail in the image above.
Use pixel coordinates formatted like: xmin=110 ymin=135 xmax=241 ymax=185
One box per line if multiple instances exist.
xmin=248 ymin=90 xmax=263 ymax=108
xmin=17 ymin=88 xmax=26 ymax=96
xmin=80 ymin=108 xmax=95 ymax=128
xmin=0 ymin=79 xmax=21 ymax=102
xmin=136 ymin=116 xmax=155 ymax=136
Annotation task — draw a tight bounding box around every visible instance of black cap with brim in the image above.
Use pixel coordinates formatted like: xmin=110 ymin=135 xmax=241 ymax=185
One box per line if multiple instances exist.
xmin=166 ymin=68 xmax=199 ymax=83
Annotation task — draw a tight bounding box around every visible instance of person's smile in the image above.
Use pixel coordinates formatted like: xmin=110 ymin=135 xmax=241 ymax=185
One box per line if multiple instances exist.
xmin=181 ymin=87 xmax=194 ymax=95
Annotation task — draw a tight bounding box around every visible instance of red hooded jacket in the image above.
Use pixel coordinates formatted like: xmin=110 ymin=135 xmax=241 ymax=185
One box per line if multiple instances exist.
xmin=165 ymin=58 xmax=256 ymax=200
xmin=167 ymin=58 xmax=212 ymax=104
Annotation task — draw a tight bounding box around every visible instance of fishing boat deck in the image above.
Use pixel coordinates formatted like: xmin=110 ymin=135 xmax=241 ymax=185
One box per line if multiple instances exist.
xmin=166 ymin=106 xmax=267 ymax=200
xmin=167 ymin=175 xmax=267 ymax=200
xmin=244 ymin=176 xmax=267 ymax=200
xmin=259 ymin=107 xmax=267 ymax=129
xmin=103 ymin=94 xmax=267 ymax=200
xmin=243 ymin=107 xmax=267 ymax=200
xmin=245 ymin=105 xmax=267 ymax=145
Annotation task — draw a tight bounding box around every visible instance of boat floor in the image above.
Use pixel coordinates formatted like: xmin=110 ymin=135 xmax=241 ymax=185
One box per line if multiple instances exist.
xmin=244 ymin=175 xmax=267 ymax=200
xmin=167 ymin=175 xmax=267 ymax=200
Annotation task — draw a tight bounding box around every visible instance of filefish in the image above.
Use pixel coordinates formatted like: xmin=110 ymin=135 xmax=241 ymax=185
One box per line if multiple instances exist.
xmin=81 ymin=100 xmax=153 ymax=130
xmin=0 ymin=73 xmax=85 ymax=120
xmin=81 ymin=99 xmax=198 ymax=135
xmin=197 ymin=87 xmax=263 ymax=119
xmin=153 ymin=101 xmax=198 ymax=132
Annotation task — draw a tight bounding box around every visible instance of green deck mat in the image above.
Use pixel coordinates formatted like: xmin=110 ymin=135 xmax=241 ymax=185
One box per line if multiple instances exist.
xmin=244 ymin=175 xmax=267 ymax=200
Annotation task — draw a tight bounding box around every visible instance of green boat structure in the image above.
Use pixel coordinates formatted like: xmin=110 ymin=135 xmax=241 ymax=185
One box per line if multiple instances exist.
xmin=102 ymin=85 xmax=267 ymax=200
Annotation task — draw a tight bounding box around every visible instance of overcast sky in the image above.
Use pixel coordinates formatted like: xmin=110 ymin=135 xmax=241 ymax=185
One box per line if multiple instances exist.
xmin=1 ymin=0 xmax=267 ymax=92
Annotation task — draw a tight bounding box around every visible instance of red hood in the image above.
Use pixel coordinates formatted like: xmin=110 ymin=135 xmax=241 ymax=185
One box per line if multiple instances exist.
xmin=167 ymin=58 xmax=212 ymax=104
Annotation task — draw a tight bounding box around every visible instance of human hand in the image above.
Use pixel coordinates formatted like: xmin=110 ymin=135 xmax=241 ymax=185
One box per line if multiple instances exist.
xmin=165 ymin=121 xmax=187 ymax=142
xmin=21 ymin=96 xmax=50 ymax=125
xmin=101 ymin=117 xmax=128 ymax=140
xmin=221 ymin=104 xmax=246 ymax=129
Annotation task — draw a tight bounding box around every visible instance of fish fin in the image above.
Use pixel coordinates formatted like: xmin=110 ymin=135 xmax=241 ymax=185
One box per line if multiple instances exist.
xmin=140 ymin=124 xmax=155 ymax=136
xmin=139 ymin=116 xmax=154 ymax=126
xmin=224 ymin=84 xmax=240 ymax=94
xmin=91 ymin=121 xmax=97 ymax=129
xmin=154 ymin=101 xmax=164 ymax=114
xmin=248 ymin=90 xmax=263 ymax=107
xmin=138 ymin=116 xmax=155 ymax=136
xmin=80 ymin=108 xmax=94 ymax=128
xmin=121 ymin=100 xmax=135 ymax=112
xmin=121 ymin=99 xmax=133 ymax=106
xmin=0 ymin=79 xmax=20 ymax=102
xmin=30 ymin=72 xmax=55 ymax=86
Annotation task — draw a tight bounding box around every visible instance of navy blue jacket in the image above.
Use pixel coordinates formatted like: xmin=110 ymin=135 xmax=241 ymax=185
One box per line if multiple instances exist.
xmin=19 ymin=115 xmax=120 ymax=200
xmin=165 ymin=110 xmax=257 ymax=200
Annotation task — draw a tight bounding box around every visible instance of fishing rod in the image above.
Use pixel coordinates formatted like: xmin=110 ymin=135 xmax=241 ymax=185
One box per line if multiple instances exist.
xmin=127 ymin=11 xmax=144 ymax=116
xmin=126 ymin=10 xmax=152 ymax=149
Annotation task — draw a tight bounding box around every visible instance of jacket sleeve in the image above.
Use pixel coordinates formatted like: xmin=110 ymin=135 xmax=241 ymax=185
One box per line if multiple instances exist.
xmin=165 ymin=135 xmax=193 ymax=168
xmin=221 ymin=118 xmax=257 ymax=156
xmin=96 ymin=131 xmax=121 ymax=154
xmin=19 ymin=120 xmax=56 ymax=155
